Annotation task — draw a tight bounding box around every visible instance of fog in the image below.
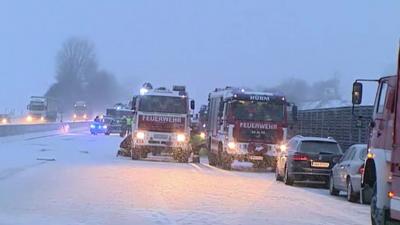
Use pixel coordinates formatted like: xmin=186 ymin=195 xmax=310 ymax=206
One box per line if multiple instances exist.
xmin=0 ymin=1 xmax=399 ymax=113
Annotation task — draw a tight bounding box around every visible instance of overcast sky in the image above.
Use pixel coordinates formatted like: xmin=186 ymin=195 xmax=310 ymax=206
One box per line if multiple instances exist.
xmin=1 ymin=0 xmax=399 ymax=113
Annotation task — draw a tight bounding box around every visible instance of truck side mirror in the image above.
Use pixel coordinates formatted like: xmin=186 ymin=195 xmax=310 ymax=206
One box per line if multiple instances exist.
xmin=292 ymin=105 xmax=298 ymax=121
xmin=190 ymin=100 xmax=195 ymax=110
xmin=352 ymin=82 xmax=363 ymax=105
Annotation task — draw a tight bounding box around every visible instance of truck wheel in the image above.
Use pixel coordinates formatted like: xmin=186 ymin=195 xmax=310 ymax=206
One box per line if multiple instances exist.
xmin=131 ymin=148 xmax=141 ymax=160
xmin=371 ymin=183 xmax=388 ymax=225
xmin=173 ymin=148 xmax=189 ymax=163
xmin=347 ymin=178 xmax=359 ymax=202
xmin=221 ymin=152 xmax=232 ymax=170
xmin=284 ymin=165 xmax=294 ymax=186
xmin=208 ymin=152 xmax=217 ymax=166
xmin=275 ymin=167 xmax=283 ymax=181
xmin=361 ymin=185 xmax=373 ymax=205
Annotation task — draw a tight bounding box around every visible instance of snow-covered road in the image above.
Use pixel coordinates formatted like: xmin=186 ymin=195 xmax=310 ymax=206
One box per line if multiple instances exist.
xmin=0 ymin=129 xmax=370 ymax=225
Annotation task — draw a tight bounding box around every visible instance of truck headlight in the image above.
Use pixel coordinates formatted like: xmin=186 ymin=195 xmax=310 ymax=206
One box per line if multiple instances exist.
xmin=177 ymin=134 xmax=186 ymax=142
xmin=200 ymin=132 xmax=206 ymax=139
xmin=103 ymin=125 xmax=107 ymax=129
xmin=279 ymin=144 xmax=287 ymax=152
xmin=227 ymin=142 xmax=236 ymax=150
xmin=90 ymin=124 xmax=95 ymax=128
xmin=136 ymin=131 xmax=145 ymax=140
xmin=26 ymin=116 xmax=33 ymax=122
xmin=83 ymin=114 xmax=87 ymax=119
xmin=40 ymin=116 xmax=45 ymax=121
xmin=73 ymin=114 xmax=77 ymax=119
xmin=1 ymin=118 xmax=7 ymax=124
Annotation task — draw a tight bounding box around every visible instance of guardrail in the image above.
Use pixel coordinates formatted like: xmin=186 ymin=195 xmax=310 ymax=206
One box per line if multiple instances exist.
xmin=0 ymin=121 xmax=89 ymax=137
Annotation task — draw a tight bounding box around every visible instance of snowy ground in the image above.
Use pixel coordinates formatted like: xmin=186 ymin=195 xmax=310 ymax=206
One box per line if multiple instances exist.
xmin=0 ymin=129 xmax=370 ymax=225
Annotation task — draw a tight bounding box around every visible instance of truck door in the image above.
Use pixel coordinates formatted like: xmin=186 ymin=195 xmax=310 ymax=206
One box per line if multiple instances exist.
xmin=370 ymin=79 xmax=392 ymax=150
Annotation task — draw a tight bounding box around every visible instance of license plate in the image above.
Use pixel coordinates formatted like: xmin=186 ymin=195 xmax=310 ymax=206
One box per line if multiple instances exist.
xmin=153 ymin=134 xmax=169 ymax=140
xmin=311 ymin=161 xmax=330 ymax=168
xmin=249 ymin=156 xmax=264 ymax=161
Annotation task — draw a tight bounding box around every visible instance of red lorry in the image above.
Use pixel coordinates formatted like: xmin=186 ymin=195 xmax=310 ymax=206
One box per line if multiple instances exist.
xmin=352 ymin=47 xmax=400 ymax=225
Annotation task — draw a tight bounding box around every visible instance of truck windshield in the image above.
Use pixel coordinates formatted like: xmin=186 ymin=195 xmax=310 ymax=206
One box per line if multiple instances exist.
xmin=30 ymin=105 xmax=45 ymax=111
xmin=231 ymin=100 xmax=284 ymax=122
xmin=139 ymin=96 xmax=187 ymax=114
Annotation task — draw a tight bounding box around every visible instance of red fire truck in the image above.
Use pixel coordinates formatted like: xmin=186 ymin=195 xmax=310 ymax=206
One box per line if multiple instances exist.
xmin=206 ymin=87 xmax=293 ymax=170
xmin=131 ymin=84 xmax=195 ymax=163
xmin=352 ymin=48 xmax=400 ymax=225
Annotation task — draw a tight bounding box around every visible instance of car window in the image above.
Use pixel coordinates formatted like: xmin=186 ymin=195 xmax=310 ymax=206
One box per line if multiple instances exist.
xmin=340 ymin=147 xmax=353 ymax=162
xmin=287 ymin=139 xmax=298 ymax=150
xmin=348 ymin=149 xmax=357 ymax=161
xmin=299 ymin=141 xmax=341 ymax=154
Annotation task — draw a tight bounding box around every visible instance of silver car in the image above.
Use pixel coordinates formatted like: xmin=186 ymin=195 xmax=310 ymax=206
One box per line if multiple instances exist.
xmin=329 ymin=144 xmax=368 ymax=203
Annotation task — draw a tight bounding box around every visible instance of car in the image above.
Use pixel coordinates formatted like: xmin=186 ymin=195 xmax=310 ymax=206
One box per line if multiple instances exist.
xmin=276 ymin=135 xmax=343 ymax=187
xmin=329 ymin=144 xmax=368 ymax=203
xmin=104 ymin=118 xmax=123 ymax=136
xmin=90 ymin=120 xmax=108 ymax=135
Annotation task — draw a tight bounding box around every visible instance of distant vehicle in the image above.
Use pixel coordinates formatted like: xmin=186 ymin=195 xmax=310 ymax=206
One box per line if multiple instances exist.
xmin=276 ymin=136 xmax=343 ymax=187
xmin=73 ymin=101 xmax=88 ymax=121
xmin=206 ymin=87 xmax=293 ymax=170
xmin=130 ymin=84 xmax=194 ymax=162
xmin=352 ymin=47 xmax=400 ymax=224
xmin=329 ymin=144 xmax=368 ymax=203
xmin=0 ymin=114 xmax=11 ymax=124
xmin=26 ymin=96 xmax=59 ymax=122
xmin=90 ymin=117 xmax=108 ymax=135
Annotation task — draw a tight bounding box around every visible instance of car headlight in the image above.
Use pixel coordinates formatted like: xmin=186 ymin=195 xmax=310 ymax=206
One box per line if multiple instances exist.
xmin=177 ymin=134 xmax=186 ymax=142
xmin=227 ymin=142 xmax=236 ymax=150
xmin=103 ymin=125 xmax=107 ymax=129
xmin=73 ymin=114 xmax=77 ymax=119
xmin=90 ymin=124 xmax=95 ymax=128
xmin=136 ymin=131 xmax=145 ymax=140
xmin=26 ymin=116 xmax=33 ymax=122
xmin=40 ymin=116 xmax=45 ymax=121
xmin=83 ymin=114 xmax=87 ymax=119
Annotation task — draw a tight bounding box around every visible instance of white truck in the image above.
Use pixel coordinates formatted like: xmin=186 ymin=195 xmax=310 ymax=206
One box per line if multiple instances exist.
xmin=26 ymin=96 xmax=58 ymax=122
xmin=130 ymin=84 xmax=195 ymax=162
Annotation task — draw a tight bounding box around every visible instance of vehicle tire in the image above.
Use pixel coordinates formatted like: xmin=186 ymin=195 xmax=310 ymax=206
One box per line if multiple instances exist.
xmin=347 ymin=178 xmax=359 ymax=202
xmin=208 ymin=152 xmax=217 ymax=166
xmin=329 ymin=175 xmax=340 ymax=196
xmin=283 ymin=165 xmax=294 ymax=186
xmin=361 ymin=185 xmax=373 ymax=205
xmin=131 ymin=148 xmax=141 ymax=160
xmin=141 ymin=150 xmax=148 ymax=159
xmin=371 ymin=183 xmax=388 ymax=225
xmin=173 ymin=148 xmax=189 ymax=163
xmin=275 ymin=166 xmax=283 ymax=181
xmin=221 ymin=152 xmax=232 ymax=170
xmin=217 ymin=143 xmax=223 ymax=167
xmin=105 ymin=132 xmax=110 ymax=136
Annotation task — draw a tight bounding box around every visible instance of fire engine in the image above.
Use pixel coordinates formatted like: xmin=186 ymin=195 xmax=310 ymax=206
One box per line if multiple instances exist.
xmin=352 ymin=47 xmax=400 ymax=225
xmin=130 ymin=84 xmax=195 ymax=162
xmin=206 ymin=87 xmax=293 ymax=170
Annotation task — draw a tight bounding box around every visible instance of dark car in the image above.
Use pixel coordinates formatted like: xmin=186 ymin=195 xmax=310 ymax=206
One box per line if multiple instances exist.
xmin=103 ymin=117 xmax=122 ymax=135
xmin=329 ymin=144 xmax=368 ymax=203
xmin=276 ymin=135 xmax=343 ymax=187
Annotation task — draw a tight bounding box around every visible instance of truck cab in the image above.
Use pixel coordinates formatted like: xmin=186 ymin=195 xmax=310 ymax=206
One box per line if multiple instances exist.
xmin=73 ymin=101 xmax=88 ymax=121
xmin=130 ymin=84 xmax=195 ymax=163
xmin=206 ymin=87 xmax=290 ymax=170
xmin=352 ymin=48 xmax=400 ymax=224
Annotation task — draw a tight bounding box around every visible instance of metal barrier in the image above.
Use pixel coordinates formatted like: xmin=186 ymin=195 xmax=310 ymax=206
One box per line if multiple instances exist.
xmin=0 ymin=122 xmax=89 ymax=137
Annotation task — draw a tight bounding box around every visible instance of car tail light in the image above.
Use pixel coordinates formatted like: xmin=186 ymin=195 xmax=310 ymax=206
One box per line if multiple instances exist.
xmin=293 ymin=153 xmax=309 ymax=161
xmin=359 ymin=165 xmax=365 ymax=175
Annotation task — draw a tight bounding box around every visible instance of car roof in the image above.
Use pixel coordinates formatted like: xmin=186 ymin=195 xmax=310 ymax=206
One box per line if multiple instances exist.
xmin=348 ymin=144 xmax=368 ymax=150
xmin=291 ymin=135 xmax=338 ymax=143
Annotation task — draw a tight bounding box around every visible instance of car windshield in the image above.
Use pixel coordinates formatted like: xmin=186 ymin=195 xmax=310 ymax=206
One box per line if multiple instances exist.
xmin=139 ymin=96 xmax=187 ymax=114
xmin=231 ymin=100 xmax=284 ymax=122
xmin=300 ymin=141 xmax=341 ymax=154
